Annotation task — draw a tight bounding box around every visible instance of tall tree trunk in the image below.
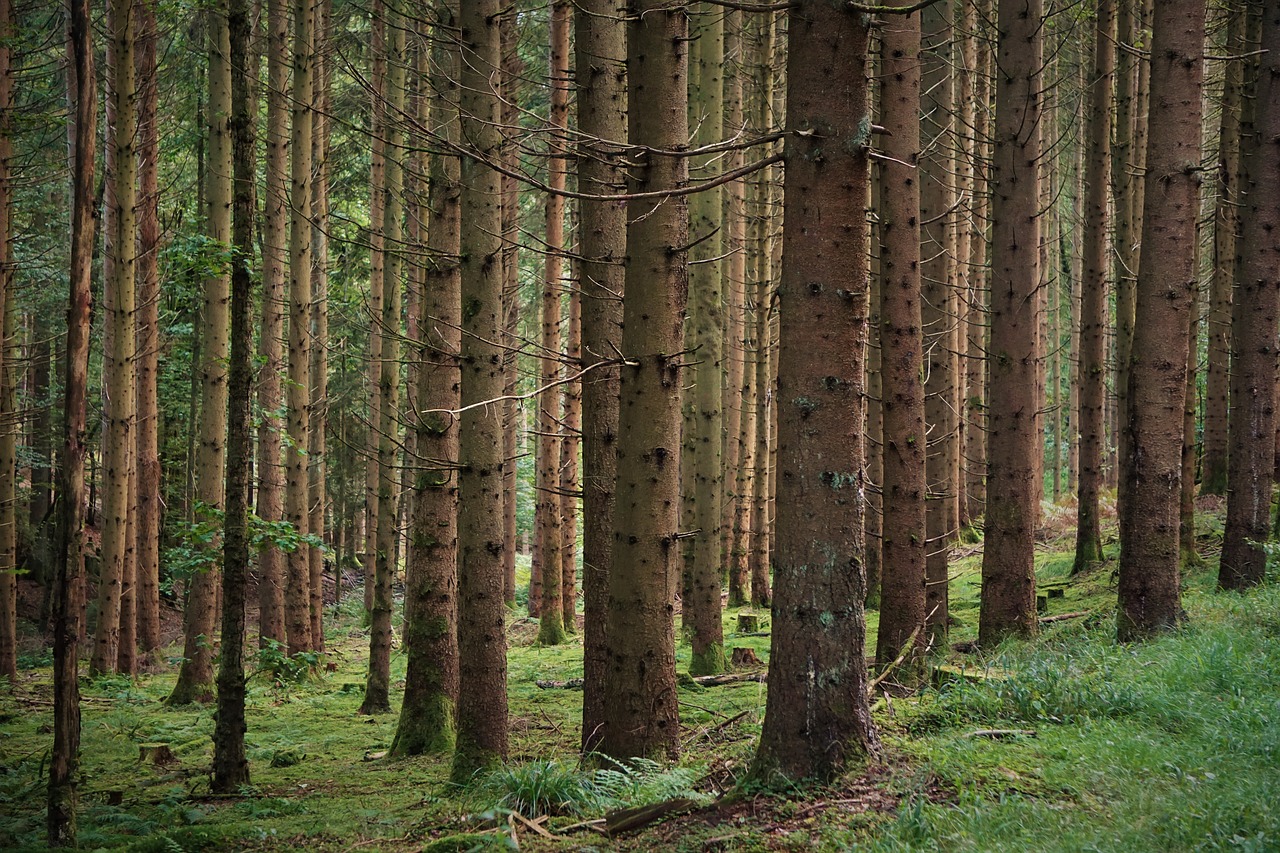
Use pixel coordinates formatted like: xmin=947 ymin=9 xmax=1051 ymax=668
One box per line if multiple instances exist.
xmin=1220 ymin=2 xmax=1280 ymax=590
xmin=979 ymin=0 xmax=1043 ymax=647
xmin=1074 ymin=0 xmax=1115 ymax=574
xmin=362 ymin=5 xmax=404 ymax=714
xmin=875 ymin=1 xmax=927 ymax=674
xmin=536 ymin=0 xmax=570 ymax=647
xmin=363 ymin=1 xmax=386 ymax=618
xmin=94 ymin=0 xmax=137 ymax=676
xmin=600 ymin=0 xmax=687 ymax=761
xmin=684 ymin=1 xmax=726 ymax=677
xmin=0 ymin=0 xmax=13 ymax=684
xmin=170 ymin=0 xmax=232 ymax=704
xmin=560 ymin=272 xmax=581 ymax=632
xmin=284 ymin=0 xmax=314 ymax=655
xmin=1201 ymin=5 xmax=1246 ymax=496
xmin=391 ymin=6 xmax=460 ymax=755
xmin=1110 ymin=0 xmax=1138 ymax=492
xmin=753 ymin=0 xmax=878 ymax=781
xmin=49 ymin=0 xmax=95 ymax=837
xmin=256 ymin=0 xmax=288 ymax=648
xmin=499 ymin=15 xmax=522 ymax=608
xmin=451 ymin=0 xmax=509 ymax=778
xmin=576 ymin=0 xmax=627 ymax=753
xmin=134 ymin=0 xmax=161 ymax=655
xmin=308 ymin=0 xmax=331 ymax=652
xmin=965 ymin=1 xmax=992 ymax=524
xmin=1117 ymin=0 xmax=1205 ymax=640
xmin=213 ymin=0 xmax=256 ymax=790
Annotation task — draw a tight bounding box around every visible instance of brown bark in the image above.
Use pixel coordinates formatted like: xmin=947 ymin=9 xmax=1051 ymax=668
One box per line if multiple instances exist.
xmin=576 ymin=0 xmax=626 ymax=753
xmin=500 ymin=14 xmax=522 ymax=608
xmin=49 ymin=0 xmax=94 ymax=838
xmin=753 ymin=0 xmax=878 ymax=782
xmin=391 ymin=7 xmax=460 ymax=756
xmin=308 ymin=0 xmax=331 ymax=653
xmin=600 ymin=0 xmax=687 ymax=761
xmin=363 ymin=2 xmax=386 ymax=618
xmin=256 ymin=0 xmax=288 ymax=648
xmin=0 ymin=0 xmax=13 ymax=684
xmin=875 ymin=3 xmax=927 ymax=673
xmin=1220 ymin=2 xmax=1280 ymax=590
xmin=1117 ymin=0 xmax=1205 ymax=640
xmin=722 ymin=8 xmax=747 ymax=607
xmin=979 ymin=0 xmax=1043 ymax=647
xmin=560 ymin=274 xmax=581 ymax=631
xmin=452 ymin=0 xmax=509 ymax=778
xmin=1074 ymin=0 xmax=1115 ymax=575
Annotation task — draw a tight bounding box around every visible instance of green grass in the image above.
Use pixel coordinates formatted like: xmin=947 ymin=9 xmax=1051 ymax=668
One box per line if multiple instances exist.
xmin=2 ymin=502 xmax=1278 ymax=851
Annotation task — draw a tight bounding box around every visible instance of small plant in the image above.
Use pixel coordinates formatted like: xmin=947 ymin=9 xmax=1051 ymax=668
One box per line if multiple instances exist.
xmin=253 ymin=638 xmax=321 ymax=683
xmin=477 ymin=760 xmax=598 ymax=819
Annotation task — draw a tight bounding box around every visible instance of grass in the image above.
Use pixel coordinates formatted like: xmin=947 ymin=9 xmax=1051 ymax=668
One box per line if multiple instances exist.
xmin=1 ymin=502 xmax=1277 ymax=850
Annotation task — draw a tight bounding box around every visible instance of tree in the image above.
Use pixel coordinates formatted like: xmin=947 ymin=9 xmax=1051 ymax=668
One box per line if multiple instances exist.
xmin=49 ymin=0 xmax=95 ymax=836
xmin=1074 ymin=0 xmax=1116 ymax=575
xmin=979 ymin=0 xmax=1044 ymax=647
xmin=752 ymin=0 xmax=878 ymax=781
xmin=576 ymin=0 xmax=627 ymax=754
xmin=1117 ymin=0 xmax=1205 ymax=640
xmin=1220 ymin=0 xmax=1280 ymax=591
xmin=170 ymin=0 xmax=233 ymax=705
xmin=212 ymin=0 xmax=256 ymax=790
xmin=600 ymin=0 xmax=688 ymax=760
xmin=0 ymin=0 xmax=13 ymax=685
xmin=875 ymin=2 xmax=928 ymax=674
xmin=452 ymin=0 xmax=509 ymax=779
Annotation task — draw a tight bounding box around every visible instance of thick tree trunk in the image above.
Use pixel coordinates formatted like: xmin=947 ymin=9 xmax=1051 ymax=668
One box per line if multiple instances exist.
xmin=979 ymin=0 xmax=1043 ymax=647
xmin=170 ymin=0 xmax=232 ymax=704
xmin=753 ymin=0 xmax=878 ymax=782
xmin=256 ymin=0 xmax=288 ymax=648
xmin=392 ymin=7 xmax=460 ymax=756
xmin=576 ymin=0 xmax=627 ymax=753
xmin=213 ymin=0 xmax=255 ymax=790
xmin=452 ymin=0 xmax=509 ymax=779
xmin=875 ymin=2 xmax=927 ymax=674
xmin=1220 ymin=2 xmax=1280 ymax=590
xmin=49 ymin=0 xmax=94 ymax=838
xmin=1117 ymin=0 xmax=1205 ymax=640
xmin=1074 ymin=0 xmax=1115 ymax=575
xmin=600 ymin=0 xmax=687 ymax=761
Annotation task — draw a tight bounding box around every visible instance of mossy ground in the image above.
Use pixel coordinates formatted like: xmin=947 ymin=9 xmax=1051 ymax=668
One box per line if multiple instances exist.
xmin=3 ymin=500 xmax=1278 ymax=851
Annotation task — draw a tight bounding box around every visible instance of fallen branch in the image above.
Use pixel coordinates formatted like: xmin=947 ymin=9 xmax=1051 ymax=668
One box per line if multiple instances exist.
xmin=684 ymin=709 xmax=750 ymax=745
xmin=966 ymin=729 xmax=1037 ymax=739
xmin=537 ymin=672 xmax=766 ymax=690
xmin=867 ymin=626 xmax=921 ymax=697
xmin=1039 ymin=610 xmax=1089 ymax=624
xmin=605 ymin=797 xmax=699 ymax=837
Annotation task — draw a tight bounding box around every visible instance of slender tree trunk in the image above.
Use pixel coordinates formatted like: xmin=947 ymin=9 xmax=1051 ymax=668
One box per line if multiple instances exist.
xmin=1074 ymin=0 xmax=1115 ymax=575
xmin=600 ymin=0 xmax=687 ymax=760
xmin=560 ymin=274 xmax=581 ymax=632
xmin=965 ymin=4 xmax=992 ymax=524
xmin=391 ymin=6 xmax=460 ymax=755
xmin=979 ymin=0 xmax=1043 ymax=647
xmin=866 ymin=165 xmax=882 ymax=612
xmin=256 ymin=0 xmax=288 ymax=648
xmin=49 ymin=0 xmax=95 ymax=837
xmin=213 ymin=0 xmax=255 ymax=790
xmin=284 ymin=0 xmax=314 ymax=655
xmin=170 ymin=0 xmax=232 ymax=704
xmin=576 ymin=0 xmax=627 ymax=753
xmin=499 ymin=14 xmax=522 ymax=608
xmin=956 ymin=0 xmax=980 ymax=532
xmin=0 ymin=0 xmax=13 ymax=684
xmin=1180 ymin=214 xmax=1202 ymax=569
xmin=1110 ymin=0 xmax=1138 ymax=493
xmin=1220 ymin=3 xmax=1280 ymax=590
xmin=722 ymin=8 xmax=747 ymax=606
xmin=1117 ymin=0 xmax=1205 ymax=640
xmin=362 ymin=6 xmax=404 ymax=714
xmin=451 ymin=0 xmax=509 ymax=778
xmin=536 ymin=0 xmax=570 ymax=647
xmin=753 ymin=0 xmax=878 ymax=782
xmin=363 ymin=1 xmax=386 ymax=618
xmin=875 ymin=2 xmax=927 ymax=674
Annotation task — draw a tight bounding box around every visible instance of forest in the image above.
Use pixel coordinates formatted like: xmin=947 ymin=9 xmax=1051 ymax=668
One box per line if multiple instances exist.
xmin=1 ymin=0 xmax=1280 ymax=848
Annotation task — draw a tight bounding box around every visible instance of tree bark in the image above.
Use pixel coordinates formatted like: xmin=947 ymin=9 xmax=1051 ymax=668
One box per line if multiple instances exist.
xmin=979 ymin=0 xmax=1044 ymax=647
xmin=600 ymin=0 xmax=688 ymax=761
xmin=0 ymin=0 xmax=13 ymax=684
xmin=363 ymin=0 xmax=386 ymax=620
xmin=1117 ymin=0 xmax=1205 ymax=640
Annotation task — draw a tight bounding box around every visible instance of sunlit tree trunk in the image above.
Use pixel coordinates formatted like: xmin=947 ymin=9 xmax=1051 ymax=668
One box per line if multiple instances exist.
xmin=1117 ymin=0 xmax=1205 ymax=640
xmin=753 ymin=0 xmax=878 ymax=781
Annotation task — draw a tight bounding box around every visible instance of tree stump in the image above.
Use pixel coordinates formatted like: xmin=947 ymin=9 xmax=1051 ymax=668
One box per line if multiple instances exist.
xmin=138 ymin=743 xmax=176 ymax=766
xmin=730 ymin=647 xmax=761 ymax=668
xmin=736 ymin=612 xmax=760 ymax=633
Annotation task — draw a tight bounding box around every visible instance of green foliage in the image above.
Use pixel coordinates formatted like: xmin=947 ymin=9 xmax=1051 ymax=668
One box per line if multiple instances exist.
xmin=473 ymin=756 xmax=703 ymax=821
xmin=253 ymin=639 xmax=322 ymax=684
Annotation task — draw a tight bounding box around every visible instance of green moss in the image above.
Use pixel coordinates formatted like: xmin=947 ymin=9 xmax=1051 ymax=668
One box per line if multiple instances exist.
xmin=689 ymin=642 xmax=726 ymax=677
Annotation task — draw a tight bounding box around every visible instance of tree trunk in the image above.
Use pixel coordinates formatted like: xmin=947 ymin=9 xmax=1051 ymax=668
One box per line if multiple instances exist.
xmin=170 ymin=0 xmax=232 ymax=704
xmin=451 ymin=0 xmax=509 ymax=778
xmin=391 ymin=6 xmax=460 ymax=755
xmin=256 ymin=0 xmax=288 ymax=649
xmin=979 ymin=0 xmax=1044 ymax=647
xmin=875 ymin=0 xmax=927 ymax=674
xmin=1074 ymin=0 xmax=1115 ymax=575
xmin=1220 ymin=2 xmax=1280 ymax=590
xmin=576 ymin=0 xmax=627 ymax=754
xmin=600 ymin=0 xmax=687 ymax=761
xmin=500 ymin=14 xmax=522 ymax=609
xmin=49 ymin=0 xmax=94 ymax=837
xmin=0 ymin=0 xmax=13 ymax=684
xmin=308 ymin=0 xmax=331 ymax=652
xmin=363 ymin=1 xmax=386 ymax=619
xmin=213 ymin=0 xmax=255 ymax=789
xmin=560 ymin=271 xmax=581 ymax=632
xmin=753 ymin=0 xmax=878 ymax=782
xmin=1117 ymin=0 xmax=1205 ymax=640
xmin=722 ymin=8 xmax=747 ymax=608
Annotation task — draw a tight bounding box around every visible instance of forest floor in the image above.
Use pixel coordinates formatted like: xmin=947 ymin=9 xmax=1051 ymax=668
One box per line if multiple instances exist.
xmin=4 ymin=496 xmax=1280 ymax=851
